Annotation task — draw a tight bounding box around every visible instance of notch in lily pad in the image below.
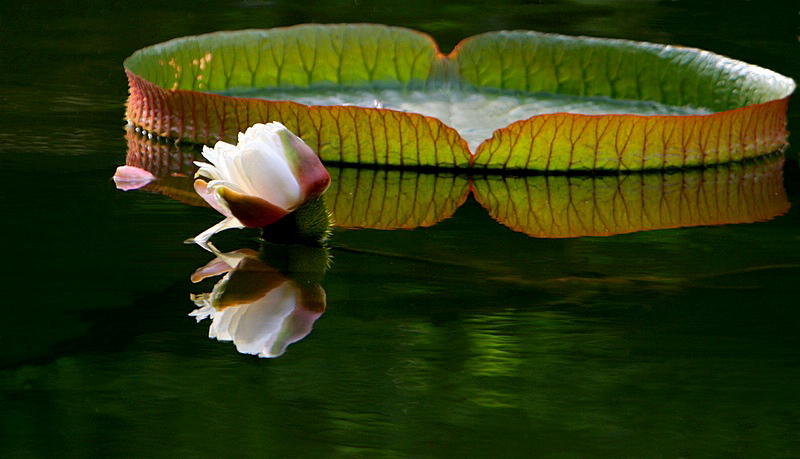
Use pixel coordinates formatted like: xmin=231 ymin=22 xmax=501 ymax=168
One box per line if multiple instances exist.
xmin=124 ymin=24 xmax=795 ymax=172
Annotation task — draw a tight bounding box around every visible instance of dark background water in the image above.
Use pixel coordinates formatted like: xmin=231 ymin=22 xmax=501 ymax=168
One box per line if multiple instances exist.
xmin=2 ymin=0 xmax=800 ymax=457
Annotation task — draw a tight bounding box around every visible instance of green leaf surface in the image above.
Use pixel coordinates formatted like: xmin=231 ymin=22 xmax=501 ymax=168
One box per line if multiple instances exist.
xmin=128 ymin=25 xmax=437 ymax=91
xmin=125 ymin=24 xmax=795 ymax=171
xmin=452 ymin=31 xmax=793 ymax=111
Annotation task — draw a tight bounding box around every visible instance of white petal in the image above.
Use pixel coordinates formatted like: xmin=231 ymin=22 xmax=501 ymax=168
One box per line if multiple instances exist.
xmin=239 ymin=143 xmax=302 ymax=209
xmin=203 ymin=142 xmax=248 ymax=189
xmin=229 ymin=284 xmax=298 ymax=357
xmin=238 ymin=123 xmax=264 ymax=144
xmin=189 ymin=304 xmax=214 ymax=322
xmin=240 ymin=122 xmax=285 ymax=146
xmin=187 ymin=216 xmax=245 ymax=252
xmin=208 ymin=305 xmax=241 ymax=342
xmin=205 ymin=179 xmax=247 ymax=194
xmin=197 ymin=122 xmax=310 ymax=211
xmin=202 ymin=141 xmax=234 ymax=164
xmin=229 ymin=146 xmax=256 ymax=194
xmin=193 ymin=161 xmax=222 ymax=180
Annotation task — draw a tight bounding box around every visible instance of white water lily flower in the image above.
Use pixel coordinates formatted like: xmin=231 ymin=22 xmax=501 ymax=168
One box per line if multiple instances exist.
xmin=191 ymin=122 xmax=330 ymax=249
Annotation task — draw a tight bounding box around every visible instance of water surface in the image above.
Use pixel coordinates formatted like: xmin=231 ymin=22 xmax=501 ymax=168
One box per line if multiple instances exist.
xmin=2 ymin=0 xmax=799 ymax=457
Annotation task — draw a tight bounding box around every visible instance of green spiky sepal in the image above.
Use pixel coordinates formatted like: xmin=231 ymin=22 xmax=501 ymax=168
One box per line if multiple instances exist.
xmin=259 ymin=196 xmax=332 ymax=247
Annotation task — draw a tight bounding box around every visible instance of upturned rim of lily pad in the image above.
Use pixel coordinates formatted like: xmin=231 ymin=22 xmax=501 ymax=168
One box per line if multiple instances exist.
xmin=124 ymin=23 xmax=795 ymax=172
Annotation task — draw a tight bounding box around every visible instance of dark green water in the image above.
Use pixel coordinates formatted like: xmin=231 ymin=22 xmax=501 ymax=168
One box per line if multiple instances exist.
xmin=2 ymin=1 xmax=800 ymax=457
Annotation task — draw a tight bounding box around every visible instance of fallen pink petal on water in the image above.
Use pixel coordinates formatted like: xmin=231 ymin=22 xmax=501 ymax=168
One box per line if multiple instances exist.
xmin=113 ymin=165 xmax=155 ymax=190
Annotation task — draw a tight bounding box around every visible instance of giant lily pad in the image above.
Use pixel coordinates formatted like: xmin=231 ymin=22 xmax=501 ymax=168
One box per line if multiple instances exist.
xmin=124 ymin=24 xmax=795 ymax=171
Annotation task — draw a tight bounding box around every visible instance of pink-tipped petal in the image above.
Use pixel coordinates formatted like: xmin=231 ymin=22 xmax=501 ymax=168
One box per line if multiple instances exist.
xmin=194 ymin=179 xmax=232 ymax=217
xmin=113 ymin=165 xmax=155 ymax=190
xmin=265 ymin=282 xmax=326 ymax=356
xmin=191 ymin=258 xmax=234 ymax=283
xmin=190 ymin=249 xmax=259 ymax=282
xmin=217 ymin=186 xmax=290 ymax=228
xmin=281 ymin=130 xmax=331 ymax=204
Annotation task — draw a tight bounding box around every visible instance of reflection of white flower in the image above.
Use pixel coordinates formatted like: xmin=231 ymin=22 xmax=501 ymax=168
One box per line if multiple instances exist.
xmin=190 ymin=249 xmax=326 ymax=358
xmin=191 ymin=284 xmax=320 ymax=358
xmin=192 ymin=122 xmax=330 ymax=249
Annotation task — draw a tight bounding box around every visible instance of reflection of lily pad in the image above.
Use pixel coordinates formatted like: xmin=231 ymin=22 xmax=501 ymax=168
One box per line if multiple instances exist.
xmin=125 ymin=24 xmax=794 ymax=171
xmin=472 ymin=155 xmax=790 ymax=238
xmin=326 ymin=167 xmax=470 ymax=229
xmin=123 ymin=127 xmax=207 ymax=207
xmin=119 ymin=132 xmax=789 ymax=236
